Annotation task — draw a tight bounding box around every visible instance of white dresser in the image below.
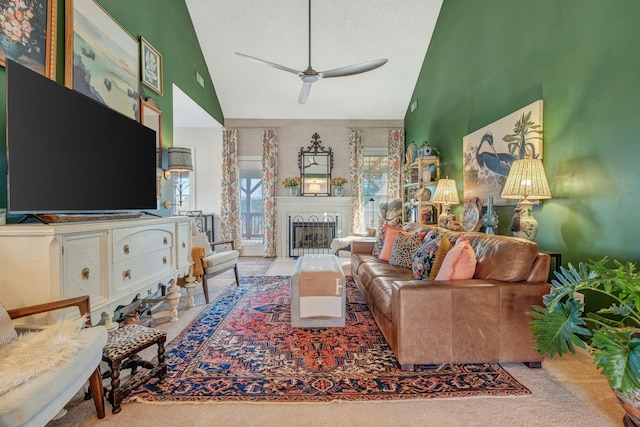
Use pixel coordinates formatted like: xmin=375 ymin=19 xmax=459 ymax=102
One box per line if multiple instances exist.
xmin=0 ymin=216 xmax=192 ymax=323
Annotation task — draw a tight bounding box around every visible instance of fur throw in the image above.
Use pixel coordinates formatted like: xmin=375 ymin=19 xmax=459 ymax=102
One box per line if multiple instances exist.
xmin=0 ymin=315 xmax=87 ymax=396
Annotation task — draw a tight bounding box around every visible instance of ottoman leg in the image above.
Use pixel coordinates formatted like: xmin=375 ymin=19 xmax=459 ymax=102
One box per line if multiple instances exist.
xmin=109 ymin=363 xmax=122 ymax=414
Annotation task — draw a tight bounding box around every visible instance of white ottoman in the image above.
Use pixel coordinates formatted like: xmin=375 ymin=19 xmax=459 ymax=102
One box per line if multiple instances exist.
xmin=290 ymin=254 xmax=346 ymax=328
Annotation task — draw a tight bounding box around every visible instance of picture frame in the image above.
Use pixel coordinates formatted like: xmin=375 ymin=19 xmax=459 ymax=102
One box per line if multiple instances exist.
xmin=65 ymin=0 xmax=139 ymax=120
xmin=0 ymin=0 xmax=56 ymax=78
xmin=140 ymin=36 xmax=162 ymax=94
xmin=463 ymin=100 xmax=544 ymax=206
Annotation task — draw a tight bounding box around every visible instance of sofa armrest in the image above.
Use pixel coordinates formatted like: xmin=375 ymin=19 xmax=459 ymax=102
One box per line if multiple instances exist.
xmin=351 ymin=241 xmax=375 ymax=254
xmin=7 ymin=295 xmax=92 ymax=327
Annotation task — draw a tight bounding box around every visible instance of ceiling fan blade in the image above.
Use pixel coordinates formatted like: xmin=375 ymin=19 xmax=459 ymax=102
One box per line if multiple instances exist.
xmin=319 ymin=58 xmax=388 ymax=79
xmin=298 ymin=82 xmax=313 ymax=104
xmin=235 ymin=52 xmax=301 ymax=75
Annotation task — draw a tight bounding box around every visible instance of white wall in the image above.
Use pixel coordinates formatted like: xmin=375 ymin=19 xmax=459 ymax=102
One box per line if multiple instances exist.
xmin=225 ymin=118 xmax=403 ymax=198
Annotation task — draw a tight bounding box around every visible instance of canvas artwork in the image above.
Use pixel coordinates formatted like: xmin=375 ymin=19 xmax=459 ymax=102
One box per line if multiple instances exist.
xmin=65 ymin=0 xmax=139 ymax=120
xmin=0 ymin=0 xmax=56 ymax=78
xmin=463 ymin=100 xmax=544 ymax=205
xmin=141 ymin=36 xmax=162 ymax=94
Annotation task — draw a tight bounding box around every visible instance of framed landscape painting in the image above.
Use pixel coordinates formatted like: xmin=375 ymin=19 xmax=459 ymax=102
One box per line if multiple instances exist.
xmin=0 ymin=0 xmax=56 ymax=78
xmin=463 ymin=100 xmax=544 ymax=206
xmin=65 ymin=0 xmax=139 ymax=120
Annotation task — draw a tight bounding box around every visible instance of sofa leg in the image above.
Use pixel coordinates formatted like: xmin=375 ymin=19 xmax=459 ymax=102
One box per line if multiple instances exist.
xmin=400 ymin=364 xmax=414 ymax=371
xmin=524 ymin=361 xmax=542 ymax=368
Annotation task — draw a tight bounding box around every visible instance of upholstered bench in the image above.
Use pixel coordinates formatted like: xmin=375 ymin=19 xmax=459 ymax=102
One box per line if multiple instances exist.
xmin=290 ymin=254 xmax=346 ymax=328
xmin=102 ymin=324 xmax=167 ymax=414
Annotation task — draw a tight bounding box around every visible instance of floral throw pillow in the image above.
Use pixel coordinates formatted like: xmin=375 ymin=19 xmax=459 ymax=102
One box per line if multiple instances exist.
xmin=412 ymin=234 xmax=443 ymax=280
xmin=389 ymin=232 xmax=422 ymax=269
xmin=372 ymin=222 xmax=386 ymax=255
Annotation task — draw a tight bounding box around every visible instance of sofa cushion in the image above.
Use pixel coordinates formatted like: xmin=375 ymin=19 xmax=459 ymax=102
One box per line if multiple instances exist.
xmin=363 ymin=277 xmax=398 ymax=322
xmin=436 ymin=237 xmax=477 ymax=281
xmin=0 ymin=304 xmax=17 ymax=348
xmin=378 ymin=226 xmax=404 ymax=261
xmin=464 ymin=233 xmax=539 ymax=282
xmin=389 ymin=232 xmax=422 ymax=269
xmin=359 ymin=260 xmax=415 ymax=291
xmin=429 ymin=236 xmax=453 ymax=280
xmin=411 ymin=235 xmax=442 ymax=280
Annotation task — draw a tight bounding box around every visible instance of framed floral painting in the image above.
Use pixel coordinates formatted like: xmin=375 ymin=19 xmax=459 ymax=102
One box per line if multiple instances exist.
xmin=463 ymin=100 xmax=544 ymax=206
xmin=65 ymin=0 xmax=139 ymax=120
xmin=141 ymin=36 xmax=162 ymax=94
xmin=0 ymin=0 xmax=56 ymax=78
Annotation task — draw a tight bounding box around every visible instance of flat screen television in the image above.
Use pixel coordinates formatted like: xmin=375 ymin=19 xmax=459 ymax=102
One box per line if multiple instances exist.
xmin=6 ymin=60 xmax=157 ymax=215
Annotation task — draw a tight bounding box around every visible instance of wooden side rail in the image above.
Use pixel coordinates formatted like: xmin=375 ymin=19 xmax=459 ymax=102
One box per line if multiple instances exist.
xmin=7 ymin=295 xmax=92 ymax=327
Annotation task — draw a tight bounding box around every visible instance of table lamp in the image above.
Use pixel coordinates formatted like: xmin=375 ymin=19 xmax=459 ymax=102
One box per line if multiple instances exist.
xmin=501 ymin=155 xmax=551 ymax=240
xmin=432 ymin=177 xmax=459 ymax=228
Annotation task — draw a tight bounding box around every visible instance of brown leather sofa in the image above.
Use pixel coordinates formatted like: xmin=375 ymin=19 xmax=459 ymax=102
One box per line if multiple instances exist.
xmin=350 ymin=224 xmax=551 ymax=370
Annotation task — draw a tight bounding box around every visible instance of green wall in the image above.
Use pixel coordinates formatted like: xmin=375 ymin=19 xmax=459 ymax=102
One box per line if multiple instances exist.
xmin=0 ymin=0 xmax=223 ymax=220
xmin=405 ymin=0 xmax=640 ymax=267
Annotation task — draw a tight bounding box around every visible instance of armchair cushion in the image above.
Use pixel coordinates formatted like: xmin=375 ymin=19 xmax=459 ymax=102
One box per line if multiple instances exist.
xmin=0 ymin=305 xmax=17 ymax=347
xmin=203 ymin=250 xmax=240 ymax=275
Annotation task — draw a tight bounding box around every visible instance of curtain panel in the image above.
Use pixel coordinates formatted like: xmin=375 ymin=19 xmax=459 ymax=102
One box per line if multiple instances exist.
xmin=349 ymin=128 xmax=365 ymax=234
xmin=388 ymin=128 xmax=405 ymax=201
xmin=262 ymin=129 xmax=278 ymax=258
xmin=221 ymin=128 xmax=242 ymax=250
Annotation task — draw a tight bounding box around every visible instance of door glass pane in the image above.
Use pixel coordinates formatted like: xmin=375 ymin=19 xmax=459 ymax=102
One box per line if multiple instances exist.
xmin=363 ymin=155 xmax=389 ymax=229
xmin=240 ymin=168 xmax=263 ymax=245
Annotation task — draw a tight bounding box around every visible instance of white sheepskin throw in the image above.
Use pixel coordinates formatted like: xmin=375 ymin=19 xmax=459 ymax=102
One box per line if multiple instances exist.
xmin=0 ymin=316 xmax=87 ymax=396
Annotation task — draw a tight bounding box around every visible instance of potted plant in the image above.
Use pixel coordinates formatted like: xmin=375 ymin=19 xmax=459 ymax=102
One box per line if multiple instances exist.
xmin=418 ymin=141 xmax=441 ymax=159
xmin=282 ymin=177 xmax=301 ymax=196
xmin=330 ymin=177 xmax=347 ymax=197
xmin=529 ymin=257 xmax=640 ymax=426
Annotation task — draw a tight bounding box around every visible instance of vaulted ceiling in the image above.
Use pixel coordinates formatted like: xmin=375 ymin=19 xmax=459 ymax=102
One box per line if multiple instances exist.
xmin=185 ymin=0 xmax=443 ymax=121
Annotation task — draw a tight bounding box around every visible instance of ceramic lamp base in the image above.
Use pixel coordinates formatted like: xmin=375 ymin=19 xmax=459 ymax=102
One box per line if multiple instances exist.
xmin=511 ymin=200 xmax=539 ymax=240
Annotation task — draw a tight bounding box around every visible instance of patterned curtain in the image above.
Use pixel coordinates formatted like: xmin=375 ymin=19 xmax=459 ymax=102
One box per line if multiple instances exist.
xmin=221 ymin=128 xmax=242 ymax=250
xmin=388 ymin=128 xmax=405 ymax=201
xmin=262 ymin=129 xmax=278 ymax=258
xmin=349 ymin=128 xmax=365 ymax=234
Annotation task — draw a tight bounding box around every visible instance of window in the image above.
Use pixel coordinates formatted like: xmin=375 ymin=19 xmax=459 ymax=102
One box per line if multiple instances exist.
xmin=363 ymin=150 xmax=389 ymax=229
xmin=239 ymin=157 xmax=263 ymax=245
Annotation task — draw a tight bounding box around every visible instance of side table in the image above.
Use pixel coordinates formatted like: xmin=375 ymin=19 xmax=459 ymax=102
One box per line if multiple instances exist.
xmin=102 ymin=324 xmax=167 ymax=414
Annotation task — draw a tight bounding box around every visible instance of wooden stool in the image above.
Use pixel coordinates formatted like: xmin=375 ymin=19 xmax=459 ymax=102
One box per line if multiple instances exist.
xmin=102 ymin=324 xmax=167 ymax=414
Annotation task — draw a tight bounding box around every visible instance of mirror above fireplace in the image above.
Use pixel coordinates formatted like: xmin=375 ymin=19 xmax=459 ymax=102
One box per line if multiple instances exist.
xmin=298 ymin=132 xmax=333 ymax=196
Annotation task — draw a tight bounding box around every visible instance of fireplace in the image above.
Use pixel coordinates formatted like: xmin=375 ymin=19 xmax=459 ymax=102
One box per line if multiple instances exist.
xmin=289 ymin=214 xmax=338 ymax=257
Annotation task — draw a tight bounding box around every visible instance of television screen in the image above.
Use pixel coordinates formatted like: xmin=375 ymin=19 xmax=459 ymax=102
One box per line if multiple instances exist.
xmin=6 ymin=60 xmax=157 ymax=214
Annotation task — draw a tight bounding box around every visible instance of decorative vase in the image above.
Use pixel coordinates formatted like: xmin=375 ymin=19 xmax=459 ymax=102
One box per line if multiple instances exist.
xmin=0 ymin=34 xmax=25 ymax=61
xmin=509 ymin=200 xmax=538 ymax=240
xmin=482 ymin=196 xmax=499 ymax=234
xmin=333 ymin=186 xmax=344 ymax=197
xmin=288 ymin=186 xmax=298 ymax=197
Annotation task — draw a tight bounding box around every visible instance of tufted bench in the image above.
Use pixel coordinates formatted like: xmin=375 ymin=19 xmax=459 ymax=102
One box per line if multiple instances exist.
xmin=102 ymin=324 xmax=167 ymax=413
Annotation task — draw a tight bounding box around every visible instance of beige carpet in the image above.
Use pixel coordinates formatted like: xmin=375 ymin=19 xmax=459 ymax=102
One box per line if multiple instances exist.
xmin=47 ymin=256 xmax=625 ymax=427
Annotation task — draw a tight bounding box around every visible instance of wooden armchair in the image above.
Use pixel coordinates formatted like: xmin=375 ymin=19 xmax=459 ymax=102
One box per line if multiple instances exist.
xmin=1 ymin=296 xmax=107 ymax=426
xmin=192 ymin=233 xmax=240 ymax=304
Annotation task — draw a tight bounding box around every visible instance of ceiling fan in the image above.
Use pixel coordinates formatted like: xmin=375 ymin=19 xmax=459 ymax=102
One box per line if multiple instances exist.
xmin=236 ymin=0 xmax=388 ymax=104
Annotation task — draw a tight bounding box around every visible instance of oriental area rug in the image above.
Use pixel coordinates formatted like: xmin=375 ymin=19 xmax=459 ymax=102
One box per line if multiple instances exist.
xmin=129 ymin=275 xmax=530 ymax=403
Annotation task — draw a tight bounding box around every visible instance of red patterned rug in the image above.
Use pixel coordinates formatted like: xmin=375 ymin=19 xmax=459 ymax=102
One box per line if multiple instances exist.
xmin=130 ymin=275 xmax=530 ymax=403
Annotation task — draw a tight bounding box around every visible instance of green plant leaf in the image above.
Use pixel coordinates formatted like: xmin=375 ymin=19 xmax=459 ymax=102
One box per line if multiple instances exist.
xmin=591 ymin=328 xmax=640 ymax=393
xmin=529 ymin=299 xmax=590 ymax=357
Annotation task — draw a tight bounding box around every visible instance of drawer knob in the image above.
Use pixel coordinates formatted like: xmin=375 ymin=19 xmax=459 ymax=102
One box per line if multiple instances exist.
xmin=182 ymin=241 xmax=186 ymax=248
xmin=163 ymin=237 xmax=168 ymax=245
xmin=81 ymin=267 xmax=90 ymax=280
xmin=123 ymin=244 xmax=130 ymax=255
xmin=162 ymin=256 xmax=167 ymax=265
xmin=123 ymin=269 xmax=131 ymax=280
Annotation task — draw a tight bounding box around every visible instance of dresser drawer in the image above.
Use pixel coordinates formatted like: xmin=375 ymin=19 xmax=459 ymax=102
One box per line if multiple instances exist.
xmin=62 ymin=232 xmax=108 ymax=310
xmin=112 ymin=224 xmax=174 ymax=263
xmin=112 ymin=248 xmax=174 ymax=297
xmin=176 ymin=222 xmax=190 ymax=269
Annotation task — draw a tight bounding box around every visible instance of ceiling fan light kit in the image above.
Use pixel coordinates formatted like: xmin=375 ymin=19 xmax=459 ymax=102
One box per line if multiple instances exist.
xmin=236 ymin=0 xmax=387 ymax=104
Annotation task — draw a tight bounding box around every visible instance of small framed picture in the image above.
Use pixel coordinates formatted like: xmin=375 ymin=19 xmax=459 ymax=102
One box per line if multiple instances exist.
xmin=141 ymin=36 xmax=162 ymax=94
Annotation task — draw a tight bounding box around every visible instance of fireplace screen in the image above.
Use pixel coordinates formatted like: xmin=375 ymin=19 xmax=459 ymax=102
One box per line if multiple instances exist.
xmin=289 ymin=214 xmax=338 ymax=257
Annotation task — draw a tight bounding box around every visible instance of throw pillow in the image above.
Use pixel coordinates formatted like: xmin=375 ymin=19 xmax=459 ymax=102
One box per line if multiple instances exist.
xmin=389 ymin=232 xmax=422 ymax=269
xmin=377 ymin=226 xmax=404 ymax=262
xmin=435 ymin=236 xmax=477 ymax=281
xmin=372 ymin=222 xmax=386 ymax=255
xmin=429 ymin=236 xmax=453 ymax=280
xmin=412 ymin=234 xmax=441 ymax=280
xmin=0 ymin=304 xmax=17 ymax=347
xmin=192 ymin=232 xmax=213 ymax=256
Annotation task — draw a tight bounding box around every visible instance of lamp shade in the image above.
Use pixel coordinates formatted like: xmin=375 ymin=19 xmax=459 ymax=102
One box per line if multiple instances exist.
xmin=431 ymin=178 xmax=460 ymax=205
xmin=167 ymin=147 xmax=193 ymax=172
xmin=501 ymin=157 xmax=551 ymax=200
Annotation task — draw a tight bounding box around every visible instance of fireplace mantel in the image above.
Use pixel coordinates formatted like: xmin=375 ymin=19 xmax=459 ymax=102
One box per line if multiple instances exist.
xmin=276 ymin=197 xmax=352 ymax=257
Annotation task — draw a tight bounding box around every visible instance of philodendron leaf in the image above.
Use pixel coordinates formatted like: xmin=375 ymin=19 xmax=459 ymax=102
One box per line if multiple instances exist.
xmin=591 ymin=328 xmax=640 ymax=393
xmin=529 ymin=299 xmax=590 ymax=357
